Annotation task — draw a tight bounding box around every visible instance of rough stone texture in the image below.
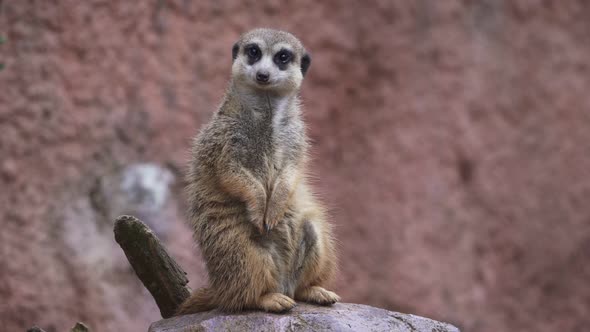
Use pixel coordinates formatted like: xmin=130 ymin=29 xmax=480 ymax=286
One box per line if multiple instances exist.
xmin=1 ymin=1 xmax=589 ymax=332
xmin=149 ymin=303 xmax=460 ymax=332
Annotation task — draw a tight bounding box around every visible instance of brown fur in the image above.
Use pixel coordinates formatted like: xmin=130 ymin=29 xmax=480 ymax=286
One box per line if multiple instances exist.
xmin=177 ymin=29 xmax=338 ymax=315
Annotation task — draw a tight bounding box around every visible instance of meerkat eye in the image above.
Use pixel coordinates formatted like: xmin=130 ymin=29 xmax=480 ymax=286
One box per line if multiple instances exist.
xmin=244 ymin=44 xmax=262 ymax=65
xmin=248 ymin=47 xmax=259 ymax=57
xmin=279 ymin=52 xmax=290 ymax=63
xmin=245 ymin=44 xmax=261 ymax=64
xmin=274 ymin=50 xmax=292 ymax=65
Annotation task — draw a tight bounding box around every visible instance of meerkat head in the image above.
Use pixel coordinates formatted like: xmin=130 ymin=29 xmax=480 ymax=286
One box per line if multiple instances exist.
xmin=230 ymin=28 xmax=311 ymax=95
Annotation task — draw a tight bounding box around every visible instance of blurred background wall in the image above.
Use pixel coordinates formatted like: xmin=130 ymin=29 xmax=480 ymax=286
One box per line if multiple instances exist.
xmin=1 ymin=1 xmax=589 ymax=331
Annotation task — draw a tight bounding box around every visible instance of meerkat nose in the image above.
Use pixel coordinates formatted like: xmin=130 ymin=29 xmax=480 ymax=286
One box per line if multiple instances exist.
xmin=256 ymin=71 xmax=270 ymax=83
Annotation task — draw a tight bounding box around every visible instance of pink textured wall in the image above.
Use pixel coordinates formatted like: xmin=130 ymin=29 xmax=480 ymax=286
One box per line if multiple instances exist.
xmin=1 ymin=1 xmax=589 ymax=331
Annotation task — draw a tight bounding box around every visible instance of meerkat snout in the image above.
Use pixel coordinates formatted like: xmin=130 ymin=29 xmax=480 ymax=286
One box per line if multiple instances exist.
xmin=256 ymin=70 xmax=270 ymax=84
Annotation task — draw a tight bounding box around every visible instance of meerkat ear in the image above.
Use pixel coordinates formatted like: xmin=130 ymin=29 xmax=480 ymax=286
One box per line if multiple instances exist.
xmin=301 ymin=53 xmax=311 ymax=76
xmin=232 ymin=43 xmax=239 ymax=61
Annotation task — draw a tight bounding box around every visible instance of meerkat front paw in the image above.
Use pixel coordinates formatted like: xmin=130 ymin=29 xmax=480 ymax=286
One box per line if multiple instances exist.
xmin=249 ymin=213 xmax=265 ymax=233
xmin=247 ymin=203 xmax=267 ymax=233
xmin=258 ymin=293 xmax=297 ymax=313
xmin=263 ymin=205 xmax=286 ymax=233
xmin=295 ymin=286 xmax=340 ymax=306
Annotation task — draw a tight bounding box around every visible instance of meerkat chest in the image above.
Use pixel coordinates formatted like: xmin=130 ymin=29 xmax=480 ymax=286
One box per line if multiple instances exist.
xmin=252 ymin=97 xmax=292 ymax=156
xmin=234 ymin=96 xmax=300 ymax=178
xmin=269 ymin=98 xmax=290 ymax=165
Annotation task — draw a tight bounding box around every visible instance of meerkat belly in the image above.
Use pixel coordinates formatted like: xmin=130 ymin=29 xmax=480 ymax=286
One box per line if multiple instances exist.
xmin=274 ymin=219 xmax=319 ymax=297
xmin=248 ymin=210 xmax=300 ymax=296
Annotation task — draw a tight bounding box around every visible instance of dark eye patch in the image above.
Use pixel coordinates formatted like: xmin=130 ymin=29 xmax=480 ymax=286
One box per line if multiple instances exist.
xmin=273 ymin=49 xmax=293 ymax=70
xmin=244 ymin=44 xmax=262 ymax=65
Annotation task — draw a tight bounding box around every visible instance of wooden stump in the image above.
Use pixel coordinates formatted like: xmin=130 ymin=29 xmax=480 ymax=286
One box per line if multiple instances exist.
xmin=113 ymin=215 xmax=190 ymax=318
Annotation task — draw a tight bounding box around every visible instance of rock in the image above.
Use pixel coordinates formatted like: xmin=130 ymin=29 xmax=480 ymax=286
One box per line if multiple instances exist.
xmin=148 ymin=303 xmax=460 ymax=332
xmin=91 ymin=163 xmax=176 ymax=238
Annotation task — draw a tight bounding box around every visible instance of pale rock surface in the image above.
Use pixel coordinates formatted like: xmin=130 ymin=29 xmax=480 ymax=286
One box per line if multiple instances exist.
xmin=149 ymin=303 xmax=460 ymax=332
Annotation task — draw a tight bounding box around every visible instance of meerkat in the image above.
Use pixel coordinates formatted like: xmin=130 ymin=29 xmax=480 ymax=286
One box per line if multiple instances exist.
xmin=176 ymin=28 xmax=339 ymax=315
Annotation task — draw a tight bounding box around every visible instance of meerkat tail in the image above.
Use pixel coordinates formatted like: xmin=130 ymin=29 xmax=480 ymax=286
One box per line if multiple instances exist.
xmin=175 ymin=288 xmax=215 ymax=315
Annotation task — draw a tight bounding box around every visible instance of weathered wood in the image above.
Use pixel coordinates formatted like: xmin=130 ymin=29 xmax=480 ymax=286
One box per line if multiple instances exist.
xmin=114 ymin=215 xmax=191 ymax=318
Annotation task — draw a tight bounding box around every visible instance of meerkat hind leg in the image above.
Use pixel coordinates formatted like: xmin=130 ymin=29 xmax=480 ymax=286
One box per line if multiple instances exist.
xmin=293 ymin=220 xmax=340 ymax=305
xmin=203 ymin=224 xmax=297 ymax=313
